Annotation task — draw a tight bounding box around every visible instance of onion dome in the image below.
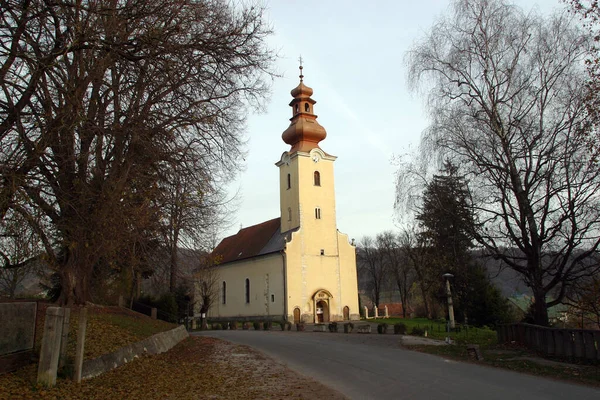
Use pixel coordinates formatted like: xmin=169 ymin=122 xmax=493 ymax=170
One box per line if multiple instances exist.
xmin=281 ymin=63 xmax=327 ymax=152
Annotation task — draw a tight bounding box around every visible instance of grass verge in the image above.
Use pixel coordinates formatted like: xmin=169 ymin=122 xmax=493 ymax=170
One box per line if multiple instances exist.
xmin=407 ymin=343 xmax=600 ymax=387
xmin=371 ymin=317 xmax=497 ymax=346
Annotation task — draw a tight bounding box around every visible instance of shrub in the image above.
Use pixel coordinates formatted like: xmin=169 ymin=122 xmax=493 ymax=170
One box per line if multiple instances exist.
xmin=280 ymin=321 xmax=292 ymax=331
xmin=296 ymin=323 xmax=305 ymax=331
xmin=411 ymin=326 xmax=425 ymax=336
xmin=377 ymin=323 xmax=388 ymax=334
xmin=343 ymin=322 xmax=354 ymax=333
xmin=242 ymin=322 xmax=250 ymax=330
xmin=262 ymin=321 xmax=271 ymax=330
xmin=393 ymin=323 xmax=407 ymax=335
xmin=328 ymin=322 xmax=338 ymax=332
xmin=253 ymin=321 xmax=261 ymax=330
xmin=212 ymin=323 xmax=221 ymax=330
xmin=230 ymin=321 xmax=238 ymax=330
xmin=156 ymin=292 xmax=178 ymax=323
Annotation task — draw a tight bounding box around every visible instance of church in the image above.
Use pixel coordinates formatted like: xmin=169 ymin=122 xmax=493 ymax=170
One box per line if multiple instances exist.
xmin=205 ymin=66 xmax=359 ymax=323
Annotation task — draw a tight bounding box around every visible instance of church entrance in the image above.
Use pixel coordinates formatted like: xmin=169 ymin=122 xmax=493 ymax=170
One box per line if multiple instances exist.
xmin=343 ymin=306 xmax=350 ymax=320
xmin=293 ymin=307 xmax=301 ymax=324
xmin=313 ymin=289 xmax=332 ymax=323
xmin=316 ymin=300 xmax=329 ymax=323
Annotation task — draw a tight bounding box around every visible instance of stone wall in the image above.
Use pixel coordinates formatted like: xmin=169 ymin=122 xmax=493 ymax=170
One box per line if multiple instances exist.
xmin=81 ymin=325 xmax=188 ymax=380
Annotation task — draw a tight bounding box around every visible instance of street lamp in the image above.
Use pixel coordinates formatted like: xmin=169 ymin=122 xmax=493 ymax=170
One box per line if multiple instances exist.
xmin=442 ymin=273 xmax=455 ymax=331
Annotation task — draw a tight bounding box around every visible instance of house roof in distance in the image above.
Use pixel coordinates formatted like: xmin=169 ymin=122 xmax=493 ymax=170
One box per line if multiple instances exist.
xmin=212 ymin=218 xmax=293 ymax=265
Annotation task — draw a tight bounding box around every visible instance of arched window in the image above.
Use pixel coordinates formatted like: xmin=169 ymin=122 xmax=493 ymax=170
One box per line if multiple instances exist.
xmin=314 ymin=171 xmax=321 ymax=186
xmin=287 ymin=173 xmax=291 ymax=189
xmin=295 ymin=104 xmax=299 ymax=114
xmin=304 ymin=102 xmax=310 ymax=112
xmin=222 ymin=281 xmax=226 ymax=304
xmin=245 ymin=278 xmax=250 ymax=303
xmin=288 ymin=207 xmax=292 ymax=221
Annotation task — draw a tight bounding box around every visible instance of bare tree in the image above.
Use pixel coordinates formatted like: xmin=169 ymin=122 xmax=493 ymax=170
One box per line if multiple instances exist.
xmin=565 ymin=1 xmax=600 ymax=159
xmin=564 ymin=272 xmax=600 ymax=329
xmin=193 ymin=253 xmax=221 ymax=330
xmin=405 ymin=0 xmax=600 ymax=325
xmin=376 ymin=231 xmax=413 ymax=319
xmin=161 ymin=151 xmax=235 ymax=293
xmin=0 ymin=210 xmax=40 ymax=298
xmin=0 ymin=0 xmax=275 ymax=304
xmin=398 ymin=226 xmax=436 ymax=319
xmin=357 ymin=236 xmax=388 ymax=307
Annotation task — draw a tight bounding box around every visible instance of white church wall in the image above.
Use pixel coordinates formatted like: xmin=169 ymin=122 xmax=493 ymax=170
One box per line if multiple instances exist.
xmin=210 ymin=253 xmax=285 ymax=321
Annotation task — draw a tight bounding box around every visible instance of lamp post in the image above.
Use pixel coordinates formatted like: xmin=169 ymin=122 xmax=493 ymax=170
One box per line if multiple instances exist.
xmin=443 ymin=273 xmax=455 ymax=330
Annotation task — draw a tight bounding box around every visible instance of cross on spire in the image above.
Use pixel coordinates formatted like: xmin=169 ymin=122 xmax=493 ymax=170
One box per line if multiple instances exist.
xmin=298 ymin=55 xmax=304 ymax=82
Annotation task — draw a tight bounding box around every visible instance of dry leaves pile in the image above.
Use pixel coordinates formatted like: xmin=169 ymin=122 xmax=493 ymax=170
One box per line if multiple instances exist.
xmin=2 ymin=304 xmax=345 ymax=399
xmin=33 ymin=303 xmax=176 ymax=360
xmin=1 ymin=336 xmax=345 ymax=399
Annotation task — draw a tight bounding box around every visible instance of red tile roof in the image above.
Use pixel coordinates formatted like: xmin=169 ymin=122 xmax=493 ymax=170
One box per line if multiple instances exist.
xmin=212 ymin=218 xmax=283 ymax=264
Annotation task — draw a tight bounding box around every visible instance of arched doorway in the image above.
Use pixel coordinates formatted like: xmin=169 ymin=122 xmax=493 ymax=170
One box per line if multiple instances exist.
xmin=293 ymin=307 xmax=301 ymax=324
xmin=316 ymin=300 xmax=329 ymax=323
xmin=343 ymin=306 xmax=350 ymax=320
xmin=312 ymin=289 xmax=333 ymax=323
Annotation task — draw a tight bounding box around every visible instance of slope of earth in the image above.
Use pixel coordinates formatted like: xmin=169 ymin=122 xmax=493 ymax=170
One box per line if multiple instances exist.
xmin=0 ymin=336 xmax=346 ymax=399
xmin=33 ymin=302 xmax=176 ymax=360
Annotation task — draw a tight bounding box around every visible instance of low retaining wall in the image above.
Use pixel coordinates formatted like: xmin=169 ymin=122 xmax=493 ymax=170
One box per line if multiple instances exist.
xmin=81 ymin=325 xmax=188 ymax=380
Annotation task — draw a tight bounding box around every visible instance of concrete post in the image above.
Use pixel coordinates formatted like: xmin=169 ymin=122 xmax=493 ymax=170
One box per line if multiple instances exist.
xmin=37 ymin=307 xmax=65 ymax=387
xmin=374 ymin=306 xmax=379 ymax=319
xmin=58 ymin=308 xmax=71 ymax=369
xmin=445 ymin=278 xmax=455 ymax=329
xmin=74 ymin=307 xmax=88 ymax=383
xmin=364 ymin=306 xmax=369 ymax=319
xmin=384 ymin=305 xmax=389 ymax=318
xmin=151 ymin=308 xmax=157 ymax=320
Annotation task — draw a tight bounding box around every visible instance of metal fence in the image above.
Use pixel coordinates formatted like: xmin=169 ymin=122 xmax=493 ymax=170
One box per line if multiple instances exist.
xmin=497 ymin=323 xmax=600 ymax=361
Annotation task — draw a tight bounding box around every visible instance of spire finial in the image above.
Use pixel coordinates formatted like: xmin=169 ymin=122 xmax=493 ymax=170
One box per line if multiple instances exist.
xmin=298 ymin=55 xmax=304 ymax=82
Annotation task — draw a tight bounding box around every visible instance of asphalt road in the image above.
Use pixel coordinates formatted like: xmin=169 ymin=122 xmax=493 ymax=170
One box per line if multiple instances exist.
xmin=192 ymin=330 xmax=600 ymax=400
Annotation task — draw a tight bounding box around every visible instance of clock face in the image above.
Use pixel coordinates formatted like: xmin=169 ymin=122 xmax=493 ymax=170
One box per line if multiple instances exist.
xmin=312 ymin=153 xmax=320 ymax=163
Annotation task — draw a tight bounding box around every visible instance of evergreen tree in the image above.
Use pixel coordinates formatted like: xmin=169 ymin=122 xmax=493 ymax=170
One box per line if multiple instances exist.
xmin=417 ymin=161 xmax=511 ymax=326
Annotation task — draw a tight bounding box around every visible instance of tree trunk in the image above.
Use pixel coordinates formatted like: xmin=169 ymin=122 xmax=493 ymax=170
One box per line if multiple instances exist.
xmin=418 ymin=280 xmax=431 ymax=319
xmin=532 ymin=289 xmax=549 ymax=326
xmin=169 ymin=232 xmax=179 ymax=293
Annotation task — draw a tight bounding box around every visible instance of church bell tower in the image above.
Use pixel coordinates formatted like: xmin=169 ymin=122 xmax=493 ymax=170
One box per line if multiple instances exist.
xmin=276 ymin=64 xmax=339 ymax=256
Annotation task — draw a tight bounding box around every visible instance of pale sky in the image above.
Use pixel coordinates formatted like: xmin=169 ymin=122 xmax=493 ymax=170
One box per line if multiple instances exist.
xmin=222 ymin=0 xmax=563 ymax=242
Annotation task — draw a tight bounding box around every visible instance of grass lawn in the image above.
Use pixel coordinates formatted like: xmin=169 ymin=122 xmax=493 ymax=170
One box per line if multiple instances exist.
xmin=371 ymin=317 xmax=498 ymax=346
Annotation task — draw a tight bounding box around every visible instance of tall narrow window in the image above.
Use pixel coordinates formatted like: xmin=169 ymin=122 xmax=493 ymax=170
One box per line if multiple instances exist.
xmin=245 ymin=278 xmax=250 ymax=303
xmin=315 ymin=207 xmax=321 ymax=219
xmin=314 ymin=171 xmax=321 ymax=186
xmin=287 ymin=173 xmax=291 ymax=189
xmin=305 ymin=103 xmax=310 ymax=112
xmin=288 ymin=207 xmax=292 ymax=221
xmin=222 ymin=281 xmax=226 ymax=304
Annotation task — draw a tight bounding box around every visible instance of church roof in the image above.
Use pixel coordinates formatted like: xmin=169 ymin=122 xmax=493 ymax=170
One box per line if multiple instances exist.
xmin=213 ymin=218 xmax=291 ymax=265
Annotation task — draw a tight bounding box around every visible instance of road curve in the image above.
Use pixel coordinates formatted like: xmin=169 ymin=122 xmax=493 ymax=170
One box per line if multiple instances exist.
xmin=192 ymin=330 xmax=600 ymax=400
